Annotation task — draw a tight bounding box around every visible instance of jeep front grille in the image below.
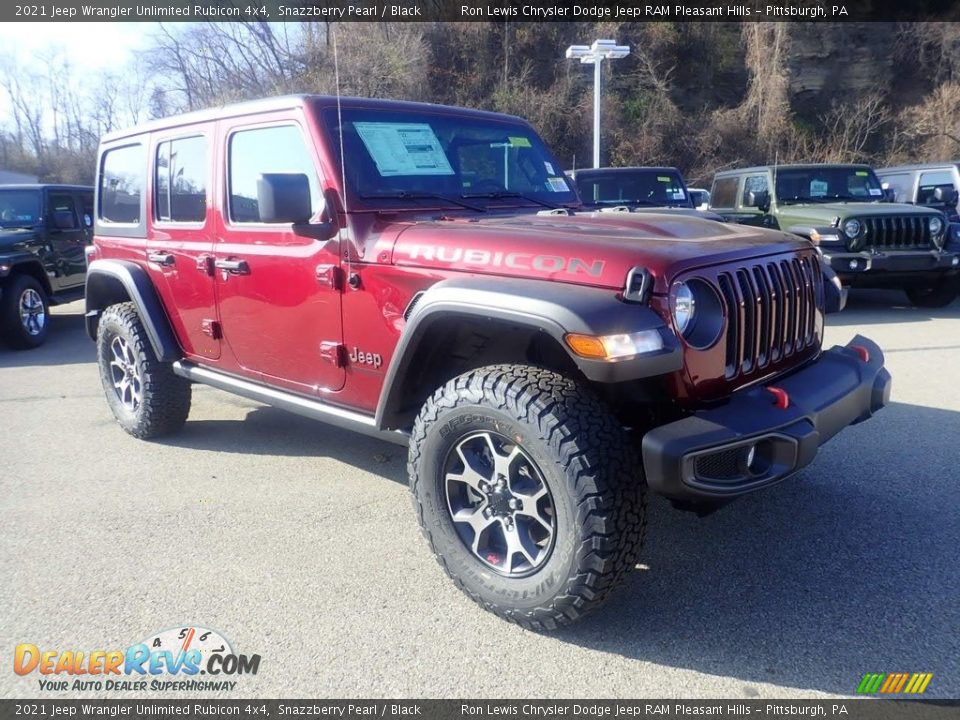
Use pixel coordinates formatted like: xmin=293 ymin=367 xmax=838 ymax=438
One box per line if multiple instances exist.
xmin=716 ymin=256 xmax=822 ymax=380
xmin=862 ymin=215 xmax=931 ymax=250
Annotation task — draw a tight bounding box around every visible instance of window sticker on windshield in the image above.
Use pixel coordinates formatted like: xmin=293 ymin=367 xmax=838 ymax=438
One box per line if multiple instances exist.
xmin=508 ymin=136 xmax=531 ymax=148
xmin=869 ymin=187 xmax=882 ymax=196
xmin=657 ymin=176 xmax=672 ymax=182
xmin=354 ymin=122 xmax=454 ymax=176
xmin=810 ymin=180 xmax=828 ymax=197
xmin=544 ymin=161 xmax=555 ymax=175
xmin=546 ymin=177 xmax=568 ymax=192
xmin=856 ymin=171 xmax=869 ymax=177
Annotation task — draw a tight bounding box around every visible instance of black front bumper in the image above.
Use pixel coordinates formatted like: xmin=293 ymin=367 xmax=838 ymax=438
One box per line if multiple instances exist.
xmin=822 ymin=248 xmax=960 ymax=278
xmin=642 ymin=335 xmax=891 ymax=503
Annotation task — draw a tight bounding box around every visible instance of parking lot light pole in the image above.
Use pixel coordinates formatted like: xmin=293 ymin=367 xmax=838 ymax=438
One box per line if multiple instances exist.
xmin=566 ymin=39 xmax=630 ymax=168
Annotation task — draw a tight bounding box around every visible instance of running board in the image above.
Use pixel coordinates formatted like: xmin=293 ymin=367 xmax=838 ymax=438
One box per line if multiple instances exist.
xmin=171 ymin=362 xmax=409 ymax=446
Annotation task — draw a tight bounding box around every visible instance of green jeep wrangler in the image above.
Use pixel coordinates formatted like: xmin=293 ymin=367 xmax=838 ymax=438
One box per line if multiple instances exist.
xmin=710 ymin=164 xmax=960 ymax=308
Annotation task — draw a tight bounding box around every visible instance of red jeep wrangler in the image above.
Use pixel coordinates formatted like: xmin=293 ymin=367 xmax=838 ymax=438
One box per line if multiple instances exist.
xmin=86 ymin=96 xmax=890 ymax=629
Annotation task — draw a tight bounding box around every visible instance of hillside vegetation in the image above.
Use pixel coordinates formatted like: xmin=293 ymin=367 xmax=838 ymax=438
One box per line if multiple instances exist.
xmin=2 ymin=21 xmax=959 ymax=186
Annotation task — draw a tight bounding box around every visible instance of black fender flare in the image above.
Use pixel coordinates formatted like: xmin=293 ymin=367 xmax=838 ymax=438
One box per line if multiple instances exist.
xmin=374 ymin=275 xmax=682 ymax=430
xmin=84 ymin=259 xmax=181 ymax=362
xmin=0 ymin=252 xmax=51 ymax=291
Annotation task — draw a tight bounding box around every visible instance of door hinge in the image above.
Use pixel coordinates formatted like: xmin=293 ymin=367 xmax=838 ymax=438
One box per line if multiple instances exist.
xmin=201 ymin=319 xmax=222 ymax=339
xmin=316 ymin=264 xmax=344 ymax=290
xmin=319 ymin=341 xmax=346 ymax=367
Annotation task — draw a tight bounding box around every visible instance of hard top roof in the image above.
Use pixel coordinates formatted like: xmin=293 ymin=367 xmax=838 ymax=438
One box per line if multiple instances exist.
xmin=101 ymin=94 xmax=528 ymax=144
xmin=714 ymin=163 xmax=874 ymax=178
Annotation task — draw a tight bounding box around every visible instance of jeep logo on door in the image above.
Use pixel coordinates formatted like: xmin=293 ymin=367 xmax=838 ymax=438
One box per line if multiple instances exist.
xmin=349 ymin=347 xmax=383 ymax=369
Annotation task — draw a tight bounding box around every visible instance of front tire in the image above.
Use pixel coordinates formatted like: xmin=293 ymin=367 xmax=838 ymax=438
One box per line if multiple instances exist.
xmin=409 ymin=365 xmax=647 ymax=630
xmin=96 ymin=302 xmax=191 ymax=438
xmin=905 ymin=280 xmax=959 ymax=308
xmin=1 ymin=274 xmax=49 ymax=349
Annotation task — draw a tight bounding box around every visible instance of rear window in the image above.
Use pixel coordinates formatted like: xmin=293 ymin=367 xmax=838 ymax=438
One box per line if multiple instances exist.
xmin=99 ymin=144 xmax=145 ymax=224
xmin=710 ymin=177 xmax=739 ymax=208
xmin=155 ymin=136 xmax=208 ymax=223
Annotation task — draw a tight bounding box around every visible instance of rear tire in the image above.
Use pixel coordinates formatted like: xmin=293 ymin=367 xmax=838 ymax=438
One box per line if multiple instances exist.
xmin=409 ymin=364 xmax=647 ymax=630
xmin=96 ymin=302 xmax=191 ymax=438
xmin=905 ymin=280 xmax=959 ymax=308
xmin=1 ymin=274 xmax=49 ymax=349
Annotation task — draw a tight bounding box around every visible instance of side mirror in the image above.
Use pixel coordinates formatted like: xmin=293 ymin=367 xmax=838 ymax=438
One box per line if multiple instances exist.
xmin=933 ymin=186 xmax=959 ymax=205
xmin=257 ymin=173 xmax=313 ymax=224
xmin=746 ymin=190 xmax=770 ymax=211
xmin=52 ymin=210 xmax=77 ymax=230
xmin=882 ymin=187 xmax=897 ymax=202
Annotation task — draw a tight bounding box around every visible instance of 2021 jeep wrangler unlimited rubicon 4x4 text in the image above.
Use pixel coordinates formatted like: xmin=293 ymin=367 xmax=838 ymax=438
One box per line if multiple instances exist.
xmin=86 ymin=96 xmax=891 ymax=629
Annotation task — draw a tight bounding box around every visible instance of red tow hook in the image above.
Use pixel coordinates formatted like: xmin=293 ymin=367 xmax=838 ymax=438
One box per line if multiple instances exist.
xmin=851 ymin=344 xmax=870 ymax=363
xmin=766 ymin=386 xmax=790 ymax=409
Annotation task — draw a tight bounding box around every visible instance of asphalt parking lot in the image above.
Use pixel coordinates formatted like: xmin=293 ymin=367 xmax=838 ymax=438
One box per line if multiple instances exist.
xmin=1 ymin=291 xmax=958 ymax=700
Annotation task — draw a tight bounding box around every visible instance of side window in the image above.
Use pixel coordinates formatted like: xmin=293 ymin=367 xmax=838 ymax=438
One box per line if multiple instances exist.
xmin=99 ymin=144 xmax=145 ymax=224
xmin=917 ymin=170 xmax=956 ymax=205
xmin=155 ymin=136 xmax=208 ymax=223
xmin=710 ymin=177 xmax=739 ymax=208
xmin=228 ymin=125 xmax=322 ymax=223
xmin=741 ymin=175 xmax=768 ymax=206
xmin=49 ymin=194 xmax=78 ymax=229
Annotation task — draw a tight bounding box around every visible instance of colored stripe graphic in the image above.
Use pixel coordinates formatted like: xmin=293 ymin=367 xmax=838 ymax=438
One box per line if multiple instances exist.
xmin=857 ymin=672 xmax=932 ymax=694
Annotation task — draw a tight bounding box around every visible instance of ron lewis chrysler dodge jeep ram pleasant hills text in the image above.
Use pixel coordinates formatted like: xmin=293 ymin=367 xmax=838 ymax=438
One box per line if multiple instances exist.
xmin=84 ymin=96 xmax=891 ymax=629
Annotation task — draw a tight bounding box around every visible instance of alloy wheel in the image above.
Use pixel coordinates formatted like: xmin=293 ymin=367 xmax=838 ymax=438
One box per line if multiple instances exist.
xmin=444 ymin=431 xmax=556 ymax=576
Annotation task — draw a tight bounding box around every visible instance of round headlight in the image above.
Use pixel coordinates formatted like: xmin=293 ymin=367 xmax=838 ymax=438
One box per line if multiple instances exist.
xmin=929 ymin=216 xmax=943 ymax=236
xmin=843 ymin=219 xmax=861 ymax=238
xmin=673 ymin=283 xmax=696 ymax=334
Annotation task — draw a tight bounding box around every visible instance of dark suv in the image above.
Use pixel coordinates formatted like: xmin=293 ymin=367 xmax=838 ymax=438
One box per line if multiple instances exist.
xmin=569 ymin=166 xmax=724 ymax=220
xmin=0 ymin=184 xmax=93 ymax=348
xmin=85 ymin=96 xmax=890 ymax=629
xmin=710 ymin=164 xmax=959 ymax=307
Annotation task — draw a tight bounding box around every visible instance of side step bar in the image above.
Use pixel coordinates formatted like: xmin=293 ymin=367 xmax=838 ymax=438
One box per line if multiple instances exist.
xmin=171 ymin=362 xmax=409 ymax=447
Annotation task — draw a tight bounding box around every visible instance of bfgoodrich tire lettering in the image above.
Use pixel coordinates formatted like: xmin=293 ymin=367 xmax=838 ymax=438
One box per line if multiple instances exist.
xmin=97 ymin=302 xmax=191 ymax=439
xmin=409 ymin=364 xmax=646 ymax=630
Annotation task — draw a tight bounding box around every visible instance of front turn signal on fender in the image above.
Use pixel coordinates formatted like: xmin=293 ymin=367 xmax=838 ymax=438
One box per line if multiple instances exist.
xmin=564 ymin=330 xmax=664 ymax=360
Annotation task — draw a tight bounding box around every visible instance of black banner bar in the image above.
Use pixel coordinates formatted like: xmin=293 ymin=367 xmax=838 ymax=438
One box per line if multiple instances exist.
xmin=3 ymin=0 xmax=960 ymax=23
xmin=1 ymin=700 xmax=959 ymax=720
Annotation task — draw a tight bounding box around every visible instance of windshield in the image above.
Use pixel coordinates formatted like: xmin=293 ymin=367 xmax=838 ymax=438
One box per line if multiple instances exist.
xmin=574 ymin=170 xmax=692 ymax=208
xmin=775 ymin=167 xmax=884 ymax=203
xmin=321 ymin=107 xmax=578 ymax=209
xmin=0 ymin=190 xmax=41 ymax=228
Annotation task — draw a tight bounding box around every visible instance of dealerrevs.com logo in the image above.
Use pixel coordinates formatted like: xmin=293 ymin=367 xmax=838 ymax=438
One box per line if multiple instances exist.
xmin=14 ymin=626 xmax=261 ymax=692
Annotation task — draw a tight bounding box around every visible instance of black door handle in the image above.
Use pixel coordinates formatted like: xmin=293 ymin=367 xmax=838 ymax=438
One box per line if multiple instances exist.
xmin=214 ymin=258 xmax=250 ymax=274
xmin=147 ymin=251 xmax=175 ymax=266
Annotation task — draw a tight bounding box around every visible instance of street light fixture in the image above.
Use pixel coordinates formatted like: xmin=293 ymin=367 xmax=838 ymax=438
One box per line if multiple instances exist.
xmin=566 ymin=39 xmax=630 ymax=168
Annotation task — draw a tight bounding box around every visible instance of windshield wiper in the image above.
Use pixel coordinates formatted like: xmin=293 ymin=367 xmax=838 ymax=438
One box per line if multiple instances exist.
xmin=461 ymin=190 xmax=558 ymax=210
xmin=360 ymin=191 xmax=484 ymax=212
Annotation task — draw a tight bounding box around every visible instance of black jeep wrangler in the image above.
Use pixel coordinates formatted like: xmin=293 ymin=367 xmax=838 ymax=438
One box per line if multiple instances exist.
xmin=0 ymin=184 xmax=93 ymax=348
